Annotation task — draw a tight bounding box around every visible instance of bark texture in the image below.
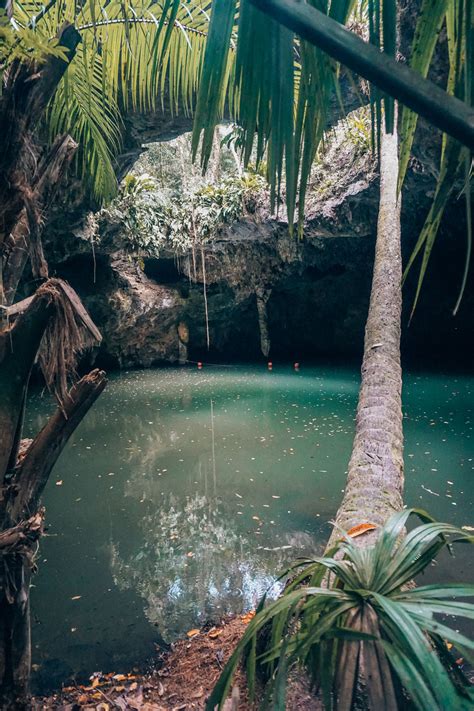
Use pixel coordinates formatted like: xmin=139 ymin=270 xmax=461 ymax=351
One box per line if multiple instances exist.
xmin=0 ymin=24 xmax=81 ymax=246
xmin=2 ymin=135 xmax=78 ymax=304
xmin=328 ymin=126 xmax=404 ymax=547
xmin=0 ymin=289 xmax=105 ymax=708
xmin=0 ymin=23 xmax=103 ymax=707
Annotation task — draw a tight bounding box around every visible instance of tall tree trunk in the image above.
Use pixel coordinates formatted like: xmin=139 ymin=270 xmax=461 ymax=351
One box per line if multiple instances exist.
xmin=0 ymin=286 xmax=105 ymax=709
xmin=0 ymin=24 xmax=107 ymax=708
xmin=328 ymin=123 xmax=403 ymax=548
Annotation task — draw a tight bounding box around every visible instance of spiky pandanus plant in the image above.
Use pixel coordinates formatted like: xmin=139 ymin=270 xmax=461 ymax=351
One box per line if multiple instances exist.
xmin=206 ymin=510 xmax=474 ymax=711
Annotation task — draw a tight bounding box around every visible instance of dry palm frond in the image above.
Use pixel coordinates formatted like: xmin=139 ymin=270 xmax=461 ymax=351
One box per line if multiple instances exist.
xmin=36 ymin=278 xmax=101 ymax=404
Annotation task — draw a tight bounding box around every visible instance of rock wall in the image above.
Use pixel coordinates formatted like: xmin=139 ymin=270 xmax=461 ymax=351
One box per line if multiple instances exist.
xmin=27 ymin=0 xmax=470 ymax=372
xmin=45 ymin=133 xmax=473 ymax=370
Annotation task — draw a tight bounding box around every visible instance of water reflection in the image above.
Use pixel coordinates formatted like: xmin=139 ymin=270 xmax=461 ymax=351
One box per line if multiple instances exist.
xmin=110 ymin=491 xmax=307 ymax=639
xmin=25 ymin=366 xmax=472 ymax=683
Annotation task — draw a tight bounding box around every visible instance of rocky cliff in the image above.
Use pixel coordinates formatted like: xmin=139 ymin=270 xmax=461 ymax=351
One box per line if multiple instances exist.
xmin=40 ymin=120 xmax=472 ymax=370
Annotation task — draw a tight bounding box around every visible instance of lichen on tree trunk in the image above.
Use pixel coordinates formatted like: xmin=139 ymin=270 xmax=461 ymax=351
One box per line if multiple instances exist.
xmin=328 ymin=124 xmax=404 ymax=547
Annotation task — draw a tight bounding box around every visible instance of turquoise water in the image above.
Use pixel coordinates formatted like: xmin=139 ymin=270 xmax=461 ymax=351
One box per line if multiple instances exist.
xmin=25 ymin=365 xmax=473 ymax=689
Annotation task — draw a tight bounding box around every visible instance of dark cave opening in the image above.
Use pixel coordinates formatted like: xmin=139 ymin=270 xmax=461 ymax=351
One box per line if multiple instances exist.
xmin=144 ymin=257 xmax=190 ymax=297
xmin=144 ymin=258 xmax=182 ymax=284
xmin=54 ymin=253 xmax=112 ymax=295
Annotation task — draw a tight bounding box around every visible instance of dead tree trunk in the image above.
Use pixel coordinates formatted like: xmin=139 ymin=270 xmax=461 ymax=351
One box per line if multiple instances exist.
xmin=0 ymin=284 xmax=105 ymax=709
xmin=0 ymin=23 xmax=81 ymax=246
xmin=0 ymin=22 xmax=108 ymax=708
xmin=2 ymin=134 xmax=78 ymax=304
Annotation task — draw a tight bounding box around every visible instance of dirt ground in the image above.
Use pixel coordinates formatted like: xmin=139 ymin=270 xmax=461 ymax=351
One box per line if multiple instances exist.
xmin=32 ymin=614 xmax=320 ymax=710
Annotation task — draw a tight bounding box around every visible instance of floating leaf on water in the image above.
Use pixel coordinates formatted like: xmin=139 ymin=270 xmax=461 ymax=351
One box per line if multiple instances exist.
xmin=55 ymin=480 xmax=63 ymax=486
xmin=346 ymin=523 xmax=377 ymax=538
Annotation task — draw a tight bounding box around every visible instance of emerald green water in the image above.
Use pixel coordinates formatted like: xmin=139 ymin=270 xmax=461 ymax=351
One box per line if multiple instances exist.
xmin=25 ymin=366 xmax=473 ymax=689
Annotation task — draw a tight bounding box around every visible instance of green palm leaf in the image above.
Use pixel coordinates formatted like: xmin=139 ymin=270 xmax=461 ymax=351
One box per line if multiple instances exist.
xmin=206 ymin=510 xmax=474 ymax=711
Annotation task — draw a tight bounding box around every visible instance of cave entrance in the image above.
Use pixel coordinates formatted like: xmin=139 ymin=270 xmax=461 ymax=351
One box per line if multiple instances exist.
xmin=144 ymin=258 xmax=182 ymax=284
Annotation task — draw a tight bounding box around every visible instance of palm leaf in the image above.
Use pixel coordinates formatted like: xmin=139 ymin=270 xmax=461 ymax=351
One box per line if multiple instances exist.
xmin=397 ymin=0 xmax=448 ymax=190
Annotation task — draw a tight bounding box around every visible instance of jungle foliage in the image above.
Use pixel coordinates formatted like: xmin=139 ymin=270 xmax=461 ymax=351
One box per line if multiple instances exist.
xmin=102 ymin=130 xmax=265 ymax=255
xmin=1 ymin=0 xmax=472 ymax=311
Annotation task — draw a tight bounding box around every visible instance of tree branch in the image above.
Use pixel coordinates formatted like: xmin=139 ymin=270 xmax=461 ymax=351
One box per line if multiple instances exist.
xmin=9 ymin=369 xmax=107 ymax=522
xmin=0 ymin=288 xmax=54 ymax=487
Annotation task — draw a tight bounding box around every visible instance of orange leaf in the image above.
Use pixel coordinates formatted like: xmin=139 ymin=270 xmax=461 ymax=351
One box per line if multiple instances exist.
xmin=241 ymin=610 xmax=256 ymax=624
xmin=208 ymin=628 xmax=223 ymax=639
xmin=186 ymin=629 xmax=200 ymax=638
xmin=346 ymin=523 xmax=377 ymax=538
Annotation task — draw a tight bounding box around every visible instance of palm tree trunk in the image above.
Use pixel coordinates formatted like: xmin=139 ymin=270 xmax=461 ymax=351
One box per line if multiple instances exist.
xmin=328 ymin=123 xmax=404 ymax=547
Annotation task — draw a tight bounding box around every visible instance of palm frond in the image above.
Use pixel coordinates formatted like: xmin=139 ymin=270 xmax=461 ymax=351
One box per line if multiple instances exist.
xmin=47 ymin=36 xmax=122 ymax=200
xmin=10 ymin=0 xmax=213 ymax=202
xmin=397 ymin=0 xmax=449 ymax=189
xmin=206 ymin=510 xmax=474 ymax=711
xmin=399 ymin=0 xmax=472 ymax=316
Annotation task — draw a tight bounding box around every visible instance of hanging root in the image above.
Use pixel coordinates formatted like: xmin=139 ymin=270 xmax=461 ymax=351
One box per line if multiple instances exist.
xmin=35 ymin=278 xmax=102 ymax=404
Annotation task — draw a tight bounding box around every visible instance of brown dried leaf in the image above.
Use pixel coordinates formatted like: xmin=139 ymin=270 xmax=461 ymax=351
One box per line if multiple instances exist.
xmin=186 ymin=628 xmax=200 ymax=638
xmin=346 ymin=523 xmax=377 ymax=538
xmin=208 ymin=627 xmax=223 ymax=639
